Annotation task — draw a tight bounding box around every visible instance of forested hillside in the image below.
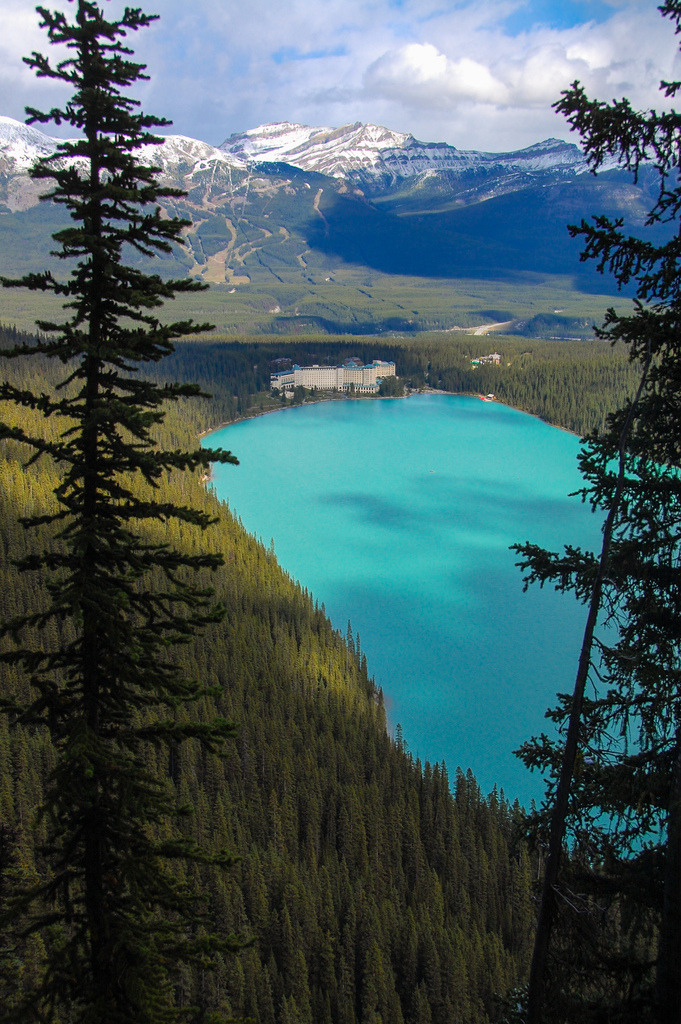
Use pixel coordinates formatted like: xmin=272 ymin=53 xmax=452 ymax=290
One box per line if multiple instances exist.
xmin=0 ymin=325 xmax=535 ymax=1022
xmin=153 ymin=331 xmax=643 ymax=439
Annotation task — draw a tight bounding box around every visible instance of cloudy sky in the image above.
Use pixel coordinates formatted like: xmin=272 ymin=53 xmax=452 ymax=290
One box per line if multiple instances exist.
xmin=1 ymin=0 xmax=679 ymax=152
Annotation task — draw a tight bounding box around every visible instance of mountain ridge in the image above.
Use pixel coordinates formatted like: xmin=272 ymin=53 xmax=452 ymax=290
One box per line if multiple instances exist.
xmin=0 ymin=113 xmax=592 ymax=206
xmin=0 ymin=114 xmax=653 ymax=336
xmin=219 ymin=119 xmax=590 ymax=186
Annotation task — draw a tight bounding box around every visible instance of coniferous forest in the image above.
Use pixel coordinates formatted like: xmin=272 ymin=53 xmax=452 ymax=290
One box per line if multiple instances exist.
xmin=0 ymin=322 xmax=535 ymax=1022
xmin=149 ymin=331 xmax=643 ymax=440
xmin=2 ymin=2 xmax=681 ymax=1023
xmin=0 ymin=8 xmax=537 ymax=1021
xmin=0 ymin=273 xmax=648 ymax=1024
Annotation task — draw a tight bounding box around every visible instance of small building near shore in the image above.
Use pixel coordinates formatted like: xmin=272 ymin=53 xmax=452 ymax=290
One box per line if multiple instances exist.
xmin=471 ymin=353 xmax=501 ymax=366
xmin=270 ymin=359 xmax=396 ymax=394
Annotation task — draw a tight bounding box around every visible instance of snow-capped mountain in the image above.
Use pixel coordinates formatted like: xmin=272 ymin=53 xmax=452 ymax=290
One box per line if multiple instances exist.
xmin=0 ymin=114 xmax=649 ymax=330
xmin=220 ymin=120 xmax=589 ymax=184
xmin=0 ymin=115 xmax=73 ymax=211
xmin=140 ymin=134 xmax=245 ymax=173
xmin=0 ymin=116 xmax=244 ymax=173
xmin=0 ymin=116 xmax=247 ymax=211
xmin=0 ymin=115 xmax=66 ymax=170
xmin=0 ymin=113 xmax=594 ymax=212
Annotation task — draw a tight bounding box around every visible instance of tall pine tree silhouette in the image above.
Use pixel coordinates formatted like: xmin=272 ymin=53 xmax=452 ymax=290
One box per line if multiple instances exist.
xmin=0 ymin=3 xmax=240 ymax=1021
xmin=514 ymin=2 xmax=681 ymax=1020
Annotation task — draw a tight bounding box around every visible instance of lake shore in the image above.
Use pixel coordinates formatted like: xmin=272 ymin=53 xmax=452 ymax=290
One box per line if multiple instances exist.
xmin=201 ymin=386 xmax=591 ymax=803
xmin=198 ymin=386 xmax=582 ymax=443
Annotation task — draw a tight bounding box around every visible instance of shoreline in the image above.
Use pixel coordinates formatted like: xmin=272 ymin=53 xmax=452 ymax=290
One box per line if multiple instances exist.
xmin=198 ymin=387 xmax=581 ymax=443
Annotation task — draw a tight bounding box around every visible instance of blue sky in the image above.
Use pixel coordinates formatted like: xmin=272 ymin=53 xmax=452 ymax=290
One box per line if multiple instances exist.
xmin=1 ymin=0 xmax=678 ymax=151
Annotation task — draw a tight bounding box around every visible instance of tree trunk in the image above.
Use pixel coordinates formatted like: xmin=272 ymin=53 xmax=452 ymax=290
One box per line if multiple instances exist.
xmin=655 ymin=731 xmax=681 ymax=1024
xmin=527 ymin=355 xmax=651 ymax=1024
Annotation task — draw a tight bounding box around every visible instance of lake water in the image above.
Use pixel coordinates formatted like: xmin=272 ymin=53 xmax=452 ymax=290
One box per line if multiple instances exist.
xmin=203 ymin=394 xmax=600 ymax=804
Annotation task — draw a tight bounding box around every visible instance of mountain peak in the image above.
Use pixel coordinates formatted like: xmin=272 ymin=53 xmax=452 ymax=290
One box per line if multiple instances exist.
xmin=1 ymin=113 xmax=590 ymax=211
xmin=219 ymin=119 xmax=586 ymax=184
xmin=0 ymin=115 xmax=68 ymax=170
xmin=220 ymin=122 xmax=332 ymax=163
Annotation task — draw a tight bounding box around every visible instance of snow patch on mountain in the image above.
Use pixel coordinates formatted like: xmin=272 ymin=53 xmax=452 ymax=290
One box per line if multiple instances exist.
xmin=0 ymin=116 xmax=245 ymax=176
xmin=0 ymin=115 xmax=74 ymax=170
xmin=0 ymin=116 xmax=248 ymax=211
xmin=220 ymin=120 xmax=591 ymax=182
xmin=220 ymin=122 xmax=335 ymax=163
xmin=139 ymin=134 xmax=246 ymax=175
xmin=0 ymin=113 xmax=621 ymax=214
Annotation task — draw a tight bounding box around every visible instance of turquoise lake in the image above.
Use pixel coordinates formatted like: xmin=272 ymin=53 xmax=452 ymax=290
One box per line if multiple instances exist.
xmin=203 ymin=394 xmax=600 ymax=804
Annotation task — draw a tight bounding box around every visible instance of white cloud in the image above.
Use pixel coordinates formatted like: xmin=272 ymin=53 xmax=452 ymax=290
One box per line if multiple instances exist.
xmin=362 ymin=3 xmax=679 ymax=118
xmin=0 ymin=5 xmax=48 ymax=87
xmin=505 ymin=45 xmax=591 ymax=105
xmin=0 ymin=1 xmax=120 ymax=133
xmin=365 ymin=44 xmax=509 ymax=106
xmin=0 ymin=0 xmax=679 ymax=151
xmin=363 ymin=39 xmax=596 ymax=124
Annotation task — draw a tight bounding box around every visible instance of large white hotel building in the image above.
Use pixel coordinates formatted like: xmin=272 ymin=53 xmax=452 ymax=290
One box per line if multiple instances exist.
xmin=270 ymin=359 xmax=396 ymax=394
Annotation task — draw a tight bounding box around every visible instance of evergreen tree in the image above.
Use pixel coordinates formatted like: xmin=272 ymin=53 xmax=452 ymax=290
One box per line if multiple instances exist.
xmin=0 ymin=3 xmax=239 ymax=1021
xmin=513 ymin=3 xmax=681 ymax=1021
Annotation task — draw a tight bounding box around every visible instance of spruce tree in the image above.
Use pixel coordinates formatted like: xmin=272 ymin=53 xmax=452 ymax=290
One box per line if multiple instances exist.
xmin=513 ymin=3 xmax=681 ymax=1021
xmin=0 ymin=3 xmax=239 ymax=1021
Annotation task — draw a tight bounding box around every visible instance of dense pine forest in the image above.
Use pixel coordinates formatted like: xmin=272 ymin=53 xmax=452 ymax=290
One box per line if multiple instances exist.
xmin=152 ymin=332 xmax=642 ymax=440
xmin=0 ymin=324 xmax=537 ymax=1022
xmin=3 ymin=1 xmax=678 ymax=1020
xmin=0 ymin=316 xmax=646 ymax=1022
xmin=0 ymin=317 xmax=648 ymax=1022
